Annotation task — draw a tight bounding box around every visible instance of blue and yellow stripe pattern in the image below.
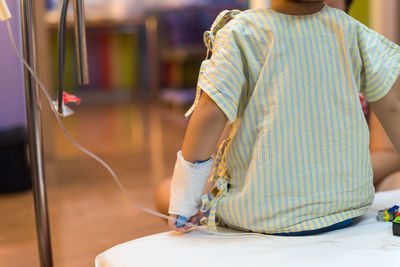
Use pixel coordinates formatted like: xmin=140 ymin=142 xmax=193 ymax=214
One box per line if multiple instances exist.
xmin=194 ymin=5 xmax=400 ymax=234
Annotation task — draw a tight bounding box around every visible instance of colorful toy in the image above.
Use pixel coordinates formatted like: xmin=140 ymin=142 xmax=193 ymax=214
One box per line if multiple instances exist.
xmin=377 ymin=205 xmax=399 ymax=222
xmin=387 ymin=205 xmax=399 ymax=213
xmin=393 ymin=216 xmax=400 ymax=237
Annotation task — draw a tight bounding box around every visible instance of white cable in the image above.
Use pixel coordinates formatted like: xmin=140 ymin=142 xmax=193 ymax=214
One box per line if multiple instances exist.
xmin=5 ymin=20 xmax=399 ymax=251
xmin=4 ymin=19 xmax=234 ymax=237
xmin=5 ymin=20 xmax=189 ymax=230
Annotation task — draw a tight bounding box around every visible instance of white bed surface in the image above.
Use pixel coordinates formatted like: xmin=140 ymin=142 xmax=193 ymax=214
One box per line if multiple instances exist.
xmin=96 ymin=190 xmax=400 ymax=267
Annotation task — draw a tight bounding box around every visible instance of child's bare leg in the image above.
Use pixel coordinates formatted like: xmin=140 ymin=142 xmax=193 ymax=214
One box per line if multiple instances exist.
xmin=371 ymin=151 xmax=400 ymax=185
xmin=376 ymin=172 xmax=400 ymax=192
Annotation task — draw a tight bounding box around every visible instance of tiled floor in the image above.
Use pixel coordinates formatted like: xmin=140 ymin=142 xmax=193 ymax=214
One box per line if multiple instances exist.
xmin=0 ymin=100 xmax=188 ymax=267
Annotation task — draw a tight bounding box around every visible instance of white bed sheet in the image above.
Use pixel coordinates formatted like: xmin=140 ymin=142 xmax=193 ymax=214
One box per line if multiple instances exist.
xmin=96 ymin=190 xmax=400 ymax=267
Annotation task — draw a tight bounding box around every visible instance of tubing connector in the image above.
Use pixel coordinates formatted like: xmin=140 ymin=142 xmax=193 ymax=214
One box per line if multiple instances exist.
xmin=0 ymin=0 xmax=11 ymax=21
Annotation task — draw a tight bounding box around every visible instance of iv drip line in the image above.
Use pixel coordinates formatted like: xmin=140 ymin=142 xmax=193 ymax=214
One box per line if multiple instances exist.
xmin=5 ymin=19 xmax=216 ymax=236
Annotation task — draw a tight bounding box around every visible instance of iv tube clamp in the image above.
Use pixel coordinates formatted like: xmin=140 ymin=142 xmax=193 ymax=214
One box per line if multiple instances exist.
xmin=57 ymin=0 xmax=89 ymax=115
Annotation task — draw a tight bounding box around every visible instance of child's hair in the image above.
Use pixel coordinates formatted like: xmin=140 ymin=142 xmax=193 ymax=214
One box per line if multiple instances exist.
xmin=345 ymin=0 xmax=354 ymax=12
xmin=289 ymin=0 xmax=354 ymax=13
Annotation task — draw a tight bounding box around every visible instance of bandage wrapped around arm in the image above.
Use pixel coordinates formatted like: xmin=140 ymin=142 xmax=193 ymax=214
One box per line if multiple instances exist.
xmin=168 ymin=151 xmax=213 ymax=218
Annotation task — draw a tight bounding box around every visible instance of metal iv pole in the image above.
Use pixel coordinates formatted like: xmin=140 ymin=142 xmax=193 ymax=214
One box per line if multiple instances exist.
xmin=20 ymin=0 xmax=53 ymax=266
xmin=20 ymin=0 xmax=89 ymax=266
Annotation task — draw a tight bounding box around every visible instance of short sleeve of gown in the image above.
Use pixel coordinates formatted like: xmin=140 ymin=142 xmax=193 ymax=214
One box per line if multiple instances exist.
xmin=197 ymin=22 xmax=246 ymax=124
xmin=358 ymin=24 xmax=400 ymax=102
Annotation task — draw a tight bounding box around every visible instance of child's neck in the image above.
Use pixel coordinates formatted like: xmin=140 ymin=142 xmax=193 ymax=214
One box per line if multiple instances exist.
xmin=270 ymin=0 xmax=325 ymax=16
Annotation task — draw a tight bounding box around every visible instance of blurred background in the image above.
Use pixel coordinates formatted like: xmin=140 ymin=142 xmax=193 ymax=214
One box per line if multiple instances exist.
xmin=0 ymin=0 xmax=399 ymax=266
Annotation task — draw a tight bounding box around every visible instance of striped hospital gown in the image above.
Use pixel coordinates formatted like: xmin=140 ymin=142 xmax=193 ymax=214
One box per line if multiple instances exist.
xmin=196 ymin=5 xmax=400 ymax=233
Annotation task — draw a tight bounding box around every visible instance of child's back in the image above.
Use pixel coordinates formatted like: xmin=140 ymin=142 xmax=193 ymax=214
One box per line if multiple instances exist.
xmin=195 ymin=5 xmax=400 ymax=233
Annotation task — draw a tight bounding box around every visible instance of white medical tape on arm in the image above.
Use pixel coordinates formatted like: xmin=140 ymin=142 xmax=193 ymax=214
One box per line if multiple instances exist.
xmin=169 ymin=151 xmax=213 ymax=218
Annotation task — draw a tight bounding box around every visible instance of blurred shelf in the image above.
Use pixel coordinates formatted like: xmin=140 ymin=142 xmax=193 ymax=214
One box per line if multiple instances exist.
xmin=71 ymin=89 xmax=143 ymax=104
xmin=160 ymin=88 xmax=196 ymax=106
xmin=45 ymin=10 xmax=145 ymax=29
xmin=161 ymin=46 xmax=206 ymax=61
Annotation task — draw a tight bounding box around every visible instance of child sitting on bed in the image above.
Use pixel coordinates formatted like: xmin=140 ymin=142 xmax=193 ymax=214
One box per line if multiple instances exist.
xmin=168 ymin=0 xmax=400 ymax=235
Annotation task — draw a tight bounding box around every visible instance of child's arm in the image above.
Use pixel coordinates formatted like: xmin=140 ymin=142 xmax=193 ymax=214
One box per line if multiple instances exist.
xmin=168 ymin=92 xmax=228 ymax=232
xmin=181 ymin=93 xmax=228 ymax=163
xmin=369 ymin=112 xmax=400 ymax=184
xmin=370 ymin=76 xmax=400 ymax=154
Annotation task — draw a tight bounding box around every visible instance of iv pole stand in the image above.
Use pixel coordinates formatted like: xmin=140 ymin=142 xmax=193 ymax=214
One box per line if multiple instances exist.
xmin=19 ymin=0 xmax=89 ymax=266
xmin=20 ymin=0 xmax=53 ymax=266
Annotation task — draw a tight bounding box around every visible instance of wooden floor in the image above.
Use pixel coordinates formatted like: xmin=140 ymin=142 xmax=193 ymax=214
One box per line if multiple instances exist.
xmin=0 ymin=101 xmax=188 ymax=267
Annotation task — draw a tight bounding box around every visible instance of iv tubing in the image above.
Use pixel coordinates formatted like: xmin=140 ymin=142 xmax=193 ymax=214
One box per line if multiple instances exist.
xmin=5 ymin=19 xmax=224 ymax=236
